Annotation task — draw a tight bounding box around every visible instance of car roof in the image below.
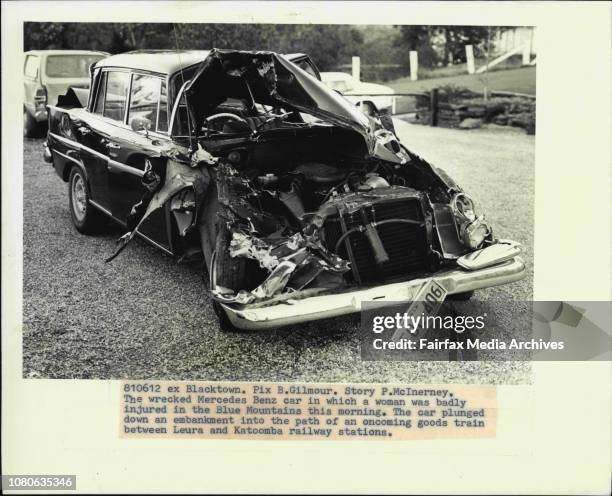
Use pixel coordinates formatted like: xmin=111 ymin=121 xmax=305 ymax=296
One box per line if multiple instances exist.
xmin=24 ymin=50 xmax=108 ymax=57
xmin=94 ymin=50 xmax=309 ymax=76
xmin=95 ymin=50 xmax=211 ymax=75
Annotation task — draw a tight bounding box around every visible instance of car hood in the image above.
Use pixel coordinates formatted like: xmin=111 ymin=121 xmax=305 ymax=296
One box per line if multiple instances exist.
xmin=184 ymin=49 xmax=403 ymax=161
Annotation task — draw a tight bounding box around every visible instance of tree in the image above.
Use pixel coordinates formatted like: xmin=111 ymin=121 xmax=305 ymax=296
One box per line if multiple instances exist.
xmin=435 ymin=26 xmax=492 ymax=64
xmin=394 ymin=25 xmax=501 ymax=67
xmin=24 ymin=22 xmax=364 ymax=71
xmin=396 ymin=26 xmax=439 ymax=68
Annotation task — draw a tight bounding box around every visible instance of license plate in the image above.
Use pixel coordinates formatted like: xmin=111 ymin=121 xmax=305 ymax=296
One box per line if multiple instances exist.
xmin=391 ymin=279 xmax=448 ymax=341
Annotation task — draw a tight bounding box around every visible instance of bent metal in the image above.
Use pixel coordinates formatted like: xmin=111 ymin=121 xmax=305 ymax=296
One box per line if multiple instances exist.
xmin=44 ymin=48 xmax=526 ymax=331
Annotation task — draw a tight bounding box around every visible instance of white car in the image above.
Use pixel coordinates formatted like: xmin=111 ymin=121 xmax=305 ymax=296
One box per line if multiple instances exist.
xmin=320 ymin=72 xmax=395 ymax=114
xmin=24 ymin=49 xmax=108 ymax=137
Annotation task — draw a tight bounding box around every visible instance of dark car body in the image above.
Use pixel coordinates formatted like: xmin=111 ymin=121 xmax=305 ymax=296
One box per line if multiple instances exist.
xmin=45 ymin=49 xmax=525 ymax=330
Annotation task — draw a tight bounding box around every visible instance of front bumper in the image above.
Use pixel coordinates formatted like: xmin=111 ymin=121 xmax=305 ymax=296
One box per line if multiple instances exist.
xmin=221 ymin=255 xmax=526 ymax=330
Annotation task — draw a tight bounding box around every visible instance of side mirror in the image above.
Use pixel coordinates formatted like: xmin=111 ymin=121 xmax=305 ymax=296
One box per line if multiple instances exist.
xmin=130 ymin=116 xmax=152 ymax=136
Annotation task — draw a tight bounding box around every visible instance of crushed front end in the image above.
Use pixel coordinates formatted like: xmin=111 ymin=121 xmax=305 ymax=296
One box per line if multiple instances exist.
xmin=206 ymin=140 xmax=525 ymax=330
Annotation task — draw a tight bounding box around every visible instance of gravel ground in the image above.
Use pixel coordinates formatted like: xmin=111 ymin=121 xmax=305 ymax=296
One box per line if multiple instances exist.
xmin=22 ymin=121 xmax=533 ymax=382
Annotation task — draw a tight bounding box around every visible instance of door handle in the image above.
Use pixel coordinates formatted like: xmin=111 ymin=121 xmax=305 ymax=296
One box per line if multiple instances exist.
xmin=106 ymin=142 xmax=121 ymax=150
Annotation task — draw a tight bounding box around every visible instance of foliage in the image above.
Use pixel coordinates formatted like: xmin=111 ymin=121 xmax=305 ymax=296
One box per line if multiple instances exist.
xmin=24 ymin=22 xmax=502 ymax=81
xmin=395 ymin=26 xmax=439 ymax=68
xmin=24 ymin=22 xmax=363 ymax=71
xmin=435 ymin=84 xmax=480 ymax=102
xmin=397 ymin=25 xmax=499 ymax=67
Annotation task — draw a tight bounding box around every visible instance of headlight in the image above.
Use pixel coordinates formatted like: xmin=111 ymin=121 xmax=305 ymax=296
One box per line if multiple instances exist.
xmin=450 ymin=193 xmax=491 ymax=249
xmin=451 ymin=193 xmax=476 ymax=222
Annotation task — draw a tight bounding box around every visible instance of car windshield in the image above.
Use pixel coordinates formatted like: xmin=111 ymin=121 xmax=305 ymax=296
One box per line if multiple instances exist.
xmin=45 ymin=55 xmax=105 ymax=78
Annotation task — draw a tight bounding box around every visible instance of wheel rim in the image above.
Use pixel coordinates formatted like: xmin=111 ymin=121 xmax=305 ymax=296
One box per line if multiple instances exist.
xmin=71 ymin=173 xmax=87 ymax=221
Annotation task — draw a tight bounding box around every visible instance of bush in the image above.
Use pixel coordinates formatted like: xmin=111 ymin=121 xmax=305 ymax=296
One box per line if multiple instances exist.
xmin=413 ymin=85 xmax=536 ymax=133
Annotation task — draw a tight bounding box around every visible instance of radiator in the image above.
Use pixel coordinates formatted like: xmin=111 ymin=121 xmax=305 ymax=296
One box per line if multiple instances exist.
xmin=323 ymin=195 xmax=429 ymax=285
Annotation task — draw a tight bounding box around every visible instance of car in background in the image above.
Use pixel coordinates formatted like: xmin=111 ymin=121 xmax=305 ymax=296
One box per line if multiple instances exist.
xmin=320 ymin=71 xmax=395 ymax=115
xmin=24 ymin=50 xmax=108 ymax=137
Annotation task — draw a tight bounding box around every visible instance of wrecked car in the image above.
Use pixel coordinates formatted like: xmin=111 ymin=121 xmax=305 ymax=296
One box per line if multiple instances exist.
xmin=44 ymin=49 xmax=525 ymax=331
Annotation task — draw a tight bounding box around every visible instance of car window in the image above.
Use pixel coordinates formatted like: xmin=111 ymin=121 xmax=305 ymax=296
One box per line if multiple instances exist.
xmin=128 ymin=74 xmax=162 ymax=131
xmin=174 ymin=97 xmax=191 ymax=136
xmin=103 ymin=71 xmax=130 ymax=122
xmin=45 ymin=55 xmax=104 ymax=78
xmin=24 ymin=56 xmax=39 ymax=79
xmin=93 ymin=71 xmax=107 ymax=115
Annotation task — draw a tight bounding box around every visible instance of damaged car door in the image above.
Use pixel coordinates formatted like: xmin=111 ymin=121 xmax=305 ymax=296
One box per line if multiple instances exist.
xmin=106 ymin=71 xmax=173 ymax=251
xmin=70 ymin=68 xmax=125 ymax=212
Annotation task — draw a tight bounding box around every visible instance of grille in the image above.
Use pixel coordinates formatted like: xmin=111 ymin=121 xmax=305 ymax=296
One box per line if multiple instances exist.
xmin=323 ymin=198 xmax=429 ymax=284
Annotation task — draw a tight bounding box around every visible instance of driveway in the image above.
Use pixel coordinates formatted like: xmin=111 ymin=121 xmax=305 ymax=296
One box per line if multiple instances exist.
xmin=22 ymin=121 xmax=533 ymax=383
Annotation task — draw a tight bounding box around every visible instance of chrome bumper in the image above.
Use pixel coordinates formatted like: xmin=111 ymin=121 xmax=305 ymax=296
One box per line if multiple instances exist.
xmin=221 ymin=255 xmax=526 ymax=330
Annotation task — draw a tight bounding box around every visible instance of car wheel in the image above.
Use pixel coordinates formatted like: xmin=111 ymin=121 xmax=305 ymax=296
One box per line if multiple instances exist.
xmin=68 ymin=167 xmax=105 ymax=234
xmin=208 ymin=229 xmax=249 ymax=332
xmin=23 ymin=109 xmax=38 ymax=138
xmin=212 ymin=301 xmax=242 ymax=333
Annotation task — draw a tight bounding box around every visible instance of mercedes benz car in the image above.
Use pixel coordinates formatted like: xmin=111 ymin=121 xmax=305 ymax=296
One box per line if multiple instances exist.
xmin=44 ymin=49 xmax=525 ymax=331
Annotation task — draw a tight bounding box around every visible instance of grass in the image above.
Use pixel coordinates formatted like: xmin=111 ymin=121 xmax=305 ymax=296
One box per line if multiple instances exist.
xmin=417 ymin=54 xmax=526 ymax=80
xmin=389 ymin=66 xmax=536 ymax=96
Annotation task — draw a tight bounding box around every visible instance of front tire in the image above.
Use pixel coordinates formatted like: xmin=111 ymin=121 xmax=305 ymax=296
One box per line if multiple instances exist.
xmin=68 ymin=167 xmax=105 ymax=234
xmin=212 ymin=301 xmax=242 ymax=333
xmin=209 ymin=229 xmax=249 ymax=332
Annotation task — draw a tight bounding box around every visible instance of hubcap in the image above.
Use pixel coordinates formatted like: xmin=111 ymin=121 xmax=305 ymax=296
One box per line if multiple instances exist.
xmin=71 ymin=173 xmax=87 ymax=221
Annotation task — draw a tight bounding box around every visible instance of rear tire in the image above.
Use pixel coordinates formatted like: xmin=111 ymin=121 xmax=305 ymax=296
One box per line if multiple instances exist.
xmin=23 ymin=109 xmax=38 ymax=138
xmin=68 ymin=167 xmax=106 ymax=234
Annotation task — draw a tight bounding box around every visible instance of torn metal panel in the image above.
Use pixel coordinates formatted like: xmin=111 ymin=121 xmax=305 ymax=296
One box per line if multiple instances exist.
xmin=213 ymin=222 xmax=350 ymax=304
xmin=251 ymin=260 xmax=297 ymax=299
xmin=229 ymin=232 xmax=281 ymax=271
xmin=125 ymin=166 xmax=163 ymax=231
xmin=106 ymin=159 xmax=210 ymax=262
